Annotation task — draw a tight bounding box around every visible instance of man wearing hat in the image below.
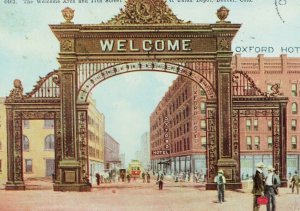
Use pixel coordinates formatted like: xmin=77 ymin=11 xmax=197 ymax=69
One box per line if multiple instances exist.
xmin=214 ymin=169 xmax=226 ymax=203
xmin=291 ymin=170 xmax=299 ymax=194
xmin=252 ymin=162 xmax=265 ymax=211
xmin=265 ymin=165 xmax=280 ymax=211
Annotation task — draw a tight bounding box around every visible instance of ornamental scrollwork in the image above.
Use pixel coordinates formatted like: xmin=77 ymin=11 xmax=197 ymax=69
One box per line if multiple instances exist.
xmin=232 ymin=71 xmax=283 ymax=97
xmin=105 ymin=0 xmax=190 ymax=25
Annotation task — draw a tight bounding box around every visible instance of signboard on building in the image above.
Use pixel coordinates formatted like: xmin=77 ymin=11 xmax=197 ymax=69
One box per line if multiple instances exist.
xmin=152 ymin=150 xmax=170 ymax=155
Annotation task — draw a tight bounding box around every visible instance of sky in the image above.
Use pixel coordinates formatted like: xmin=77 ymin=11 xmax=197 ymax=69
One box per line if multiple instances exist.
xmin=1 ymin=0 xmax=300 ymax=165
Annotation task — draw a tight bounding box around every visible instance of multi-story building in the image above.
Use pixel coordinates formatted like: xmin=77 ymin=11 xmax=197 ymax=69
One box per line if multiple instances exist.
xmin=140 ymin=132 xmax=151 ymax=170
xmin=150 ymin=54 xmax=300 ymax=178
xmin=0 ymin=96 xmax=105 ymax=182
xmin=232 ymin=54 xmax=300 ymax=178
xmin=87 ymin=97 xmax=105 ymax=183
xmin=104 ymin=132 xmax=121 ymax=170
xmin=0 ymin=98 xmax=7 ymax=186
xmin=119 ymin=153 xmax=126 ymax=169
xmin=150 ymin=76 xmax=207 ymax=175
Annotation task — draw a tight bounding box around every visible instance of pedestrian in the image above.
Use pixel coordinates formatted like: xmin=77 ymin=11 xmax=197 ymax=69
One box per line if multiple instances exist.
xmin=252 ymin=161 xmax=265 ymax=211
xmin=142 ymin=172 xmax=146 ymax=183
xmin=265 ymin=165 xmax=280 ymax=211
xmin=214 ymin=169 xmax=226 ymax=203
xmin=194 ymin=170 xmax=198 ymax=183
xmin=146 ymin=172 xmax=150 ymax=183
xmin=95 ymin=173 xmax=100 ymax=186
xmin=127 ymin=174 xmax=131 ymax=183
xmin=157 ymin=171 xmax=164 ymax=190
xmin=291 ymin=170 xmax=300 ymax=194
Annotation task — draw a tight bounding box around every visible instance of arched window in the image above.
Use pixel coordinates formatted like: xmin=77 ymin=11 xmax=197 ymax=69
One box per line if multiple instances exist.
xmin=292 ymin=102 xmax=298 ymax=114
xmin=45 ymin=134 xmax=55 ymax=150
xmin=23 ymin=135 xmax=29 ymax=151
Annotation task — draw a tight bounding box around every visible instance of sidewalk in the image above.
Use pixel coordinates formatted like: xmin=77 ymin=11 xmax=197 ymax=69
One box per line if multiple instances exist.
xmin=0 ymin=183 xmax=299 ymax=211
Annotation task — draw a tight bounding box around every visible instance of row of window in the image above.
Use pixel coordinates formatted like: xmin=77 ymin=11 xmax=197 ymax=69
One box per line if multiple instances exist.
xmin=22 ymin=120 xmax=54 ymax=129
xmin=245 ymin=119 xmax=299 ymax=131
xmin=22 ymin=134 xmax=55 ymax=151
xmin=245 ymin=136 xmax=298 ymax=150
xmin=152 ymin=101 xmax=207 ymax=133
xmin=171 ymin=137 xmax=190 ymax=153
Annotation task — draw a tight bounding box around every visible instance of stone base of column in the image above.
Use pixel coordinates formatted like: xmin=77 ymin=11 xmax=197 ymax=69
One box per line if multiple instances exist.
xmin=280 ymin=179 xmax=287 ymax=187
xmin=5 ymin=182 xmax=25 ymax=191
xmin=53 ymin=183 xmax=91 ymax=192
xmin=206 ymin=182 xmax=242 ymax=190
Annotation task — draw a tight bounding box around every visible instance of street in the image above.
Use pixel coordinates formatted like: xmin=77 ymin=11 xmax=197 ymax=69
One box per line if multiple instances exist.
xmin=0 ymin=178 xmax=299 ymax=211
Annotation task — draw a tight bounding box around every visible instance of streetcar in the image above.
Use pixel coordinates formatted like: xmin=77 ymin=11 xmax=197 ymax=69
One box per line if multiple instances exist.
xmin=127 ymin=160 xmax=144 ymax=178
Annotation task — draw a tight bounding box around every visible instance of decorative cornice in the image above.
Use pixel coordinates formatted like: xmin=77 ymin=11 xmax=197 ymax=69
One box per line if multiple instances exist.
xmin=104 ymin=0 xmax=190 ymax=25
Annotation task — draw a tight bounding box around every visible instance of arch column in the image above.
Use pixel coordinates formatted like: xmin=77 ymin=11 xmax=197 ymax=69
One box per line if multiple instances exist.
xmin=53 ymin=52 xmax=90 ymax=191
xmin=277 ymin=103 xmax=287 ymax=187
xmin=5 ymin=107 xmax=25 ymax=190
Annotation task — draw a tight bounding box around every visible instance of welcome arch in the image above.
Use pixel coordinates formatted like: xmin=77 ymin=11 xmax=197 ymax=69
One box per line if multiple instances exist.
xmin=77 ymin=62 xmax=217 ymax=103
xmin=5 ymin=1 xmax=287 ymax=191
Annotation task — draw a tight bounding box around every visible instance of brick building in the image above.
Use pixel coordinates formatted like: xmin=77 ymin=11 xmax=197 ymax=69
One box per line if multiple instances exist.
xmin=232 ymin=54 xmax=300 ymax=178
xmin=150 ymin=76 xmax=207 ymax=175
xmin=150 ymin=54 xmax=300 ymax=178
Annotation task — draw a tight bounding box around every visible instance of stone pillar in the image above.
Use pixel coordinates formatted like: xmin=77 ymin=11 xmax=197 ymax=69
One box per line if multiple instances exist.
xmin=279 ymin=103 xmax=287 ymax=187
xmin=5 ymin=108 xmax=25 ymax=190
xmin=205 ymin=102 xmax=218 ymax=189
xmin=215 ymin=51 xmax=242 ymax=189
xmin=53 ymin=37 xmax=90 ymax=191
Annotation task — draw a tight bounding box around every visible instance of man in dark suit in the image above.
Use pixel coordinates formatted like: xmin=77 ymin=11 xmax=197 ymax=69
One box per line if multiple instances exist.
xmin=265 ymin=165 xmax=280 ymax=211
xmin=252 ymin=162 xmax=265 ymax=211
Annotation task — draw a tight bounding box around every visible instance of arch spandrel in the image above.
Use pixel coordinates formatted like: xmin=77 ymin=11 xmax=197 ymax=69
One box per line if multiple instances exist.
xmin=77 ymin=61 xmax=217 ymax=103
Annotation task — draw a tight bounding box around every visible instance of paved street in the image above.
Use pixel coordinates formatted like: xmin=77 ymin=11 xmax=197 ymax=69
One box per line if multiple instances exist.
xmin=0 ymin=179 xmax=300 ymax=211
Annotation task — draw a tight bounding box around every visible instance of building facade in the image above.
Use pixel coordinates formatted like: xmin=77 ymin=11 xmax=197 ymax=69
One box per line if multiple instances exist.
xmin=232 ymin=54 xmax=300 ymax=178
xmin=104 ymin=132 xmax=121 ymax=170
xmin=150 ymin=55 xmax=300 ymax=178
xmin=87 ymin=97 xmax=105 ymax=184
xmin=119 ymin=153 xmax=126 ymax=169
xmin=150 ymin=76 xmax=207 ymax=175
xmin=0 ymin=97 xmax=105 ymax=182
xmin=140 ymin=132 xmax=151 ymax=170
